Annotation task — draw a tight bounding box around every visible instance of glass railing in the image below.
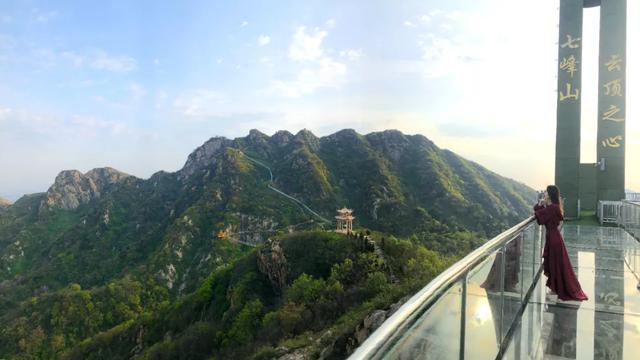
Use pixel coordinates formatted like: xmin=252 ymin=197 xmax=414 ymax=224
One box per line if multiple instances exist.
xmin=619 ymin=200 xmax=640 ymax=239
xmin=620 ymin=201 xmax=640 ymax=286
xmin=349 ymin=217 xmax=543 ymax=360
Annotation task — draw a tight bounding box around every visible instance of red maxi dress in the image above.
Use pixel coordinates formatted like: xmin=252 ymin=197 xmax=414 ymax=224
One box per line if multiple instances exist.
xmin=534 ymin=203 xmax=588 ymax=301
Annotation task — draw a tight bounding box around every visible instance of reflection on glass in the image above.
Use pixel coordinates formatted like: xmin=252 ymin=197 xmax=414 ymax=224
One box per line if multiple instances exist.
xmin=384 ymin=281 xmax=462 ymax=360
xmin=480 ymin=236 xmax=524 ymax=345
xmin=546 ymin=305 xmax=578 ymax=358
xmin=480 ymin=236 xmax=522 ymax=293
xmin=465 ymin=253 xmax=500 ymax=359
xmin=501 ymin=224 xmax=640 ymax=360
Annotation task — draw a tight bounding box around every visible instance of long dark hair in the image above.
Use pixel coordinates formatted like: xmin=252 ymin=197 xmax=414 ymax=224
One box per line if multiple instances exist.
xmin=547 ymin=185 xmax=564 ymax=216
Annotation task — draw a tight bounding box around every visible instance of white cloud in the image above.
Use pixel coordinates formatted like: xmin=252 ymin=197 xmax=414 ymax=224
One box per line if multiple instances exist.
xmin=443 ymin=11 xmax=465 ymax=21
xmin=403 ymin=20 xmax=417 ymax=28
xmin=418 ymin=32 xmax=482 ymax=78
xmin=60 ymin=51 xmax=84 ymax=67
xmin=91 ymin=51 xmax=137 ymax=72
xmin=416 ymin=10 xmax=499 ymax=80
xmin=269 ymin=57 xmax=346 ymax=98
xmin=71 ymin=116 xmax=128 ymax=135
xmin=258 ymin=34 xmax=271 ymax=46
xmin=288 ymin=27 xmax=327 ymax=61
xmin=6 ymin=45 xmax=137 ymax=74
xmin=216 ymin=58 xmax=223 ymax=64
xmin=153 ymin=58 xmax=160 ymax=65
xmin=393 ymin=4 xmax=568 ymax=189
xmin=0 ymin=106 xmax=127 ymax=138
xmin=340 ymin=49 xmax=363 ymax=61
xmin=155 ymin=90 xmax=168 ymax=109
xmin=258 ymin=56 xmax=273 ymax=66
xmin=173 ymin=89 xmax=228 ymax=117
xmin=240 ymin=21 xmax=249 ymax=27
xmin=0 ymin=106 xmax=61 ymax=134
xmin=31 ymin=9 xmax=59 ymax=24
xmin=267 ymin=26 xmax=349 ymax=98
xmin=440 ymin=23 xmax=453 ymax=31
xmin=130 ymin=83 xmax=148 ymax=101
xmin=325 ymin=19 xmax=336 ymax=28
xmin=419 ymin=15 xmax=431 ymax=23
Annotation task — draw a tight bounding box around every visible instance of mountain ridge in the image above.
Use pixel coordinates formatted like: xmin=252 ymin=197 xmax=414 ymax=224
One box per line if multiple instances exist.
xmin=11 ymin=129 xmax=535 ymax=240
xmin=0 ymin=128 xmax=536 ymax=358
xmin=15 ymin=129 xmax=532 ymax=209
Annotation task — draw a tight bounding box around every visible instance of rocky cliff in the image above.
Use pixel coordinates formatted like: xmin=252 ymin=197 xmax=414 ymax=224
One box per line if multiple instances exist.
xmin=41 ymin=167 xmax=130 ymax=210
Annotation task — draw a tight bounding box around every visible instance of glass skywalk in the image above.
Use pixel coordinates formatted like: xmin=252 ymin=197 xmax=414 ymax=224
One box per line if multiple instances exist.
xmin=504 ymin=225 xmax=640 ymax=359
xmin=349 ymin=221 xmax=640 ymax=360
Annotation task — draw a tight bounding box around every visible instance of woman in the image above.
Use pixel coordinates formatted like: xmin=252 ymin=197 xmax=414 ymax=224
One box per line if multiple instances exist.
xmin=534 ymin=185 xmax=588 ymax=301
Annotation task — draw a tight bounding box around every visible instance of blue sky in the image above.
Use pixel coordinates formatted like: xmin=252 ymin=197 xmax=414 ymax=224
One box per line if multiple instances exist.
xmin=1 ymin=0 xmax=639 ymax=201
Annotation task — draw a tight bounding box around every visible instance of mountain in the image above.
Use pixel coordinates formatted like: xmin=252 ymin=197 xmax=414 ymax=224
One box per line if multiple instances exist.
xmin=0 ymin=129 xmax=536 ymax=359
xmin=61 ymin=231 xmax=454 ymax=360
xmin=41 ymin=167 xmax=130 ymax=210
xmin=179 ymin=128 xmax=534 ymax=236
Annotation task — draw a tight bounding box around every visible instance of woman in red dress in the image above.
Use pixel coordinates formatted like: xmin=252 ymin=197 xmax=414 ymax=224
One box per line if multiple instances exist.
xmin=534 ymin=185 xmax=588 ymax=301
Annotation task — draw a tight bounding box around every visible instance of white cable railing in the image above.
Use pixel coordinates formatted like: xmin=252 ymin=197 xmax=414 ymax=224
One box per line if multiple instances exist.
xmin=597 ymin=200 xmax=640 ymax=238
xmin=619 ymin=201 xmax=640 ymax=239
xmin=626 ymin=192 xmax=640 ymax=203
xmin=620 ymin=201 xmax=640 ymax=289
xmin=597 ymin=200 xmax=640 ymax=290
xmin=598 ymin=200 xmax=623 ymax=225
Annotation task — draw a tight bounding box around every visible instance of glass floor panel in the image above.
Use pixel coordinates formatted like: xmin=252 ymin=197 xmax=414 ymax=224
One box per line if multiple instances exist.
xmin=503 ymin=225 xmax=640 ymax=360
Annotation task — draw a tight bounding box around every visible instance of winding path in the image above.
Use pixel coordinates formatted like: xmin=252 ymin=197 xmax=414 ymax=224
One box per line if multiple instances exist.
xmin=239 ymin=151 xmax=332 ymax=224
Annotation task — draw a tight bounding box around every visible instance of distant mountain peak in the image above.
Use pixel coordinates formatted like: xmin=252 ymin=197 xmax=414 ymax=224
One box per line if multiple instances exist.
xmin=271 ymin=130 xmax=294 ymax=146
xmin=293 ymin=129 xmax=320 ymax=151
xmin=42 ymin=167 xmax=130 ymax=210
xmin=365 ymin=131 xmax=413 ymax=161
xmin=89 ymin=167 xmax=128 ymax=180
xmin=180 ymin=136 xmax=231 ymax=180
xmin=295 ymin=128 xmax=317 ymax=138
xmin=332 ymin=128 xmax=358 ymax=138
xmin=248 ymin=129 xmax=269 ymax=141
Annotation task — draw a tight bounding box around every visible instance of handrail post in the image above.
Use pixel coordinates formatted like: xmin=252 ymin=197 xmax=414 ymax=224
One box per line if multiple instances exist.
xmin=499 ymin=244 xmax=506 ymax=341
xmin=459 ymin=273 xmax=467 ymax=360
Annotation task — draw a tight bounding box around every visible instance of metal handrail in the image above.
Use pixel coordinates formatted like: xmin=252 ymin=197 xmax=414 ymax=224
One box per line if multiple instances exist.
xmin=626 ymin=192 xmax=640 ymax=202
xmin=348 ymin=216 xmax=537 ymax=360
xmin=622 ymin=199 xmax=640 ymax=208
xmin=619 ymin=200 xmax=640 ymax=237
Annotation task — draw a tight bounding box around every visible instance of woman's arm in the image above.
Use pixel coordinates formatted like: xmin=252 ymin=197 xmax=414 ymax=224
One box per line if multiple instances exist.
xmin=534 ymin=203 xmax=550 ymax=225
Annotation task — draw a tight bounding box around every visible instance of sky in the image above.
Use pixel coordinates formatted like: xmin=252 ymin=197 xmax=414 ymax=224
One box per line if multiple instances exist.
xmin=0 ymin=0 xmax=639 ymax=201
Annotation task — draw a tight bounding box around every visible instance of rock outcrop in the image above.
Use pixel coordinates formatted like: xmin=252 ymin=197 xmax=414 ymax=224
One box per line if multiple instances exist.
xmin=293 ymin=129 xmax=320 ymax=152
xmin=179 ymin=136 xmax=231 ymax=180
xmin=271 ymin=130 xmax=294 ymax=147
xmin=365 ymin=129 xmax=413 ymax=162
xmin=257 ymin=238 xmax=289 ymax=293
xmin=324 ymin=297 xmax=408 ymax=358
xmin=42 ymin=167 xmax=130 ymax=210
